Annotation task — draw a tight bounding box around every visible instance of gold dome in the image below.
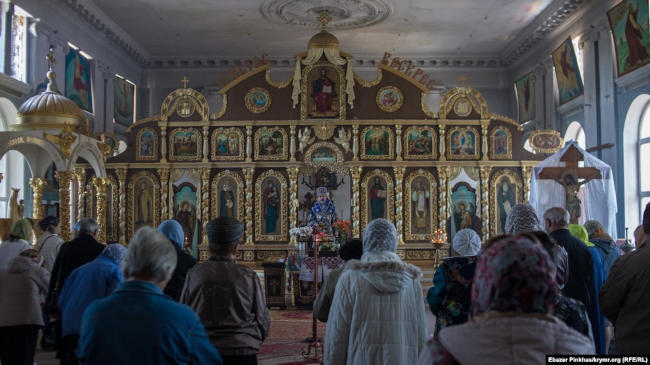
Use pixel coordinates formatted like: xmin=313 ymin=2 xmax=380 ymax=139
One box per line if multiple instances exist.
xmin=308 ymin=30 xmax=340 ymax=50
xmin=12 ymin=69 xmax=88 ymax=134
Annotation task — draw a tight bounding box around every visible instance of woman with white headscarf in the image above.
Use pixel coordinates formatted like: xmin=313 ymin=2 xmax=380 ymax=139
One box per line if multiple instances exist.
xmin=426 ymin=228 xmax=481 ymax=336
xmin=323 ymin=218 xmax=427 ymax=365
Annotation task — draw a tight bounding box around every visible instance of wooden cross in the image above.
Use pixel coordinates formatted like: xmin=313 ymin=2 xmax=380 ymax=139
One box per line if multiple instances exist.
xmin=181 ymin=76 xmax=190 ymax=89
xmin=537 ymin=144 xmax=603 ymax=224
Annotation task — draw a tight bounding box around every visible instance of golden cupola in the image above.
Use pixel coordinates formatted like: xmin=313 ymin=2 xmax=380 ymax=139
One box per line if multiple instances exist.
xmin=12 ymin=48 xmax=88 ymax=134
xmin=308 ymin=29 xmax=340 ymax=50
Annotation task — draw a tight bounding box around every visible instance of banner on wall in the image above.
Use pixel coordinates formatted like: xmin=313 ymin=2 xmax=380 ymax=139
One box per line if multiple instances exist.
xmin=552 ymin=37 xmax=584 ymax=105
xmin=114 ymin=76 xmax=135 ymax=126
xmin=65 ymin=48 xmax=93 ymax=113
xmin=515 ymin=73 xmax=535 ymax=123
xmin=607 ymin=0 xmax=650 ymax=77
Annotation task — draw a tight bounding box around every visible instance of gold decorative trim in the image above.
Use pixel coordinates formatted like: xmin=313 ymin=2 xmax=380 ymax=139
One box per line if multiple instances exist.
xmin=404 ymin=169 xmax=438 ymax=241
xmin=489 ymin=127 xmax=513 ymax=160
xmin=210 ymin=94 xmax=228 ymax=120
xmin=255 ymin=169 xmax=288 ymax=242
xmin=353 ymin=69 xmax=382 ymax=87
xmin=265 ymin=69 xmax=292 ymax=88
xmin=128 ymin=171 xmax=160 ymax=239
xmin=136 ymin=128 xmax=158 ymax=161
xmin=488 ymin=112 xmax=522 ymax=130
xmin=254 ymin=126 xmax=288 ymax=161
xmin=44 ymin=124 xmax=77 ymax=159
xmin=303 ymin=141 xmax=345 ymax=173
xmin=446 ymin=126 xmax=480 ymax=160
xmin=360 ymin=169 xmax=394 ymax=231
xmin=453 ymin=97 xmax=473 ymax=117
xmin=211 ymin=170 xmax=245 ymax=223
xmin=529 ymin=129 xmax=563 ymax=154
xmin=403 ymin=126 xmax=437 ymax=160
xmin=377 ymin=63 xmax=430 ymax=92
xmin=376 ymin=86 xmax=404 ymax=113
xmin=439 ymin=86 xmax=488 ymax=119
xmin=169 ymin=127 xmax=202 ymax=161
xmin=313 ymin=120 xmax=336 ymax=140
xmin=105 ymin=174 xmax=119 ymax=243
xmin=211 ymin=127 xmax=245 ymax=161
xmin=244 ymin=88 xmax=272 ymax=114
xmin=300 ymin=61 xmax=346 ymax=120
xmin=421 ymin=92 xmax=438 ymax=119
xmin=161 ymin=88 xmax=209 ymax=122
xmin=360 ymin=126 xmax=394 ymax=160
xmin=490 ymin=169 xmax=522 ymax=237
xmin=125 ymin=116 xmax=160 ymax=133
xmin=219 ymin=64 xmax=270 ymax=95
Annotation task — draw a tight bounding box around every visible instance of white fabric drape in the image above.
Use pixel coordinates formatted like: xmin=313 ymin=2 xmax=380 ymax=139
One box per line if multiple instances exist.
xmin=529 ymin=141 xmax=618 ymax=238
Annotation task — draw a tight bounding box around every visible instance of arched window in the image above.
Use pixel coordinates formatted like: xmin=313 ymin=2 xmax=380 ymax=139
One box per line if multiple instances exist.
xmin=623 ymin=95 xmax=650 ymax=232
xmin=639 ymin=105 xmax=650 ymax=217
xmin=564 ymin=121 xmax=586 ymax=149
xmin=0 ymin=97 xmax=25 ymax=218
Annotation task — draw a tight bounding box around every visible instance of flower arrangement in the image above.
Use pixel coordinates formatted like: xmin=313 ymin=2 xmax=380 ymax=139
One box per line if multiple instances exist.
xmin=290 ymin=225 xmax=313 ymax=239
xmin=332 ymin=220 xmax=352 ymax=245
xmin=314 ymin=231 xmax=338 ymax=253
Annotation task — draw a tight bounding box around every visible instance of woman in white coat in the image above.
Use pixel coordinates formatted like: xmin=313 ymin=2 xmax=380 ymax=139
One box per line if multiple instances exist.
xmin=323 ymin=218 xmax=427 ymax=365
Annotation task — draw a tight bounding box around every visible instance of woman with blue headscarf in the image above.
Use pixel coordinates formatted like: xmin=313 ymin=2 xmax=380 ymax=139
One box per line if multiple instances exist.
xmin=58 ymin=243 xmax=126 ymax=364
xmin=157 ymin=219 xmax=196 ymax=301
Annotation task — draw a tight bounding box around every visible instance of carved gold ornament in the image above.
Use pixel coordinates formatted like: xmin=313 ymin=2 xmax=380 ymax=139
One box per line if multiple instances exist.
xmin=255 ymin=170 xmax=288 ymax=242
xmin=44 ymin=124 xmax=77 ymax=159
xmin=314 ymin=120 xmax=335 ymax=140
xmin=453 ymin=97 xmax=472 ymax=117
xmin=244 ymin=88 xmax=272 ymax=114
xmin=376 ymin=86 xmax=404 ymax=113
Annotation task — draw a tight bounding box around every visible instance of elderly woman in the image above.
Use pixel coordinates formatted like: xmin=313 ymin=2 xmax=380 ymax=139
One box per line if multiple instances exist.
xmin=58 ymin=243 xmax=127 ymax=365
xmin=323 ymin=218 xmax=427 ymax=365
xmin=417 ymin=236 xmax=594 ymax=365
xmin=0 ymin=249 xmax=49 ymax=365
xmin=0 ymin=218 xmax=33 ymax=270
xmin=426 ymin=228 xmax=481 ymax=336
xmin=157 ymin=219 xmax=196 ymax=301
xmin=35 ymin=216 xmax=65 ymax=272
xmin=504 ymin=203 xmax=543 ymax=235
xmin=77 ymin=227 xmax=222 ymax=365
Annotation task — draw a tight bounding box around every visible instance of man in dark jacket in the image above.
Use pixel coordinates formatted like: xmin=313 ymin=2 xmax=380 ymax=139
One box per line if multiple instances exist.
xmin=584 ymin=220 xmax=621 ymax=275
xmin=545 ymin=207 xmax=599 ymax=350
xmin=157 ymin=219 xmax=196 ymax=301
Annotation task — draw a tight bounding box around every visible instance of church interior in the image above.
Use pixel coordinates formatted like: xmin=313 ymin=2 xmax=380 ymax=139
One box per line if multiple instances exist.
xmin=0 ymin=0 xmax=649 ymax=363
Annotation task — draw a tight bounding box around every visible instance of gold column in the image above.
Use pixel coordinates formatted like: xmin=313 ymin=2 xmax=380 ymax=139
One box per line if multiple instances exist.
xmin=439 ymin=124 xmax=446 ymax=161
xmin=55 ymin=171 xmax=74 ymax=241
xmin=116 ymin=169 xmax=128 ymax=244
xmin=245 ymin=126 xmax=253 ymax=162
xmin=522 ymin=165 xmax=533 ymax=202
xmin=481 ymin=120 xmax=489 ymax=161
xmin=157 ymin=168 xmax=170 ymax=220
xmin=437 ymin=166 xmax=448 ymax=233
xmin=74 ymin=168 xmax=86 ymax=219
xmin=93 ymin=177 xmax=109 ymax=243
xmin=393 ymin=166 xmax=405 ymax=245
xmin=351 ymin=166 xmax=362 ymax=237
xmin=244 ymin=167 xmax=255 ymax=245
xmin=201 ymin=168 xmax=210 ymax=246
xmin=480 ymin=166 xmax=491 ymax=241
xmin=395 ymin=125 xmax=403 ymax=161
xmin=352 ymin=124 xmax=359 ymax=161
xmin=29 ymin=178 xmax=47 ymax=220
xmin=289 ymin=125 xmax=296 ymax=162
xmin=202 ymin=126 xmax=209 ymax=162
xmin=287 ymin=167 xmax=299 ymax=246
xmin=160 ymin=126 xmax=168 ymax=163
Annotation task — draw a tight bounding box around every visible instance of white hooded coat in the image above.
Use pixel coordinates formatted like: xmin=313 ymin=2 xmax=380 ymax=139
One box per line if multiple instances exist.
xmin=323 ymin=251 xmax=427 ymax=365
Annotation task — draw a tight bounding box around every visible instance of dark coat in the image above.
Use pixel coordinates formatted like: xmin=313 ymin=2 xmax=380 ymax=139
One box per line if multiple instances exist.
xmin=589 ymin=238 xmax=621 ymax=275
xmin=600 ymin=241 xmax=650 ymax=354
xmin=549 ymin=229 xmax=594 ymax=308
xmin=49 ymin=233 xmax=105 ymax=298
xmin=163 ymin=246 xmax=196 ymax=301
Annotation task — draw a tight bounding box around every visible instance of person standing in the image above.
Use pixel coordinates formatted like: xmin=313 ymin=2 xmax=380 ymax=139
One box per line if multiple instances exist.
xmin=181 ymin=217 xmax=269 ymax=365
xmin=77 ymin=227 xmax=221 ymax=364
xmin=35 ymin=216 xmax=65 ymax=272
xmin=0 ymin=249 xmax=50 ymax=365
xmin=157 ymin=220 xmax=196 ymax=301
xmin=0 ymin=218 xmax=33 ymax=270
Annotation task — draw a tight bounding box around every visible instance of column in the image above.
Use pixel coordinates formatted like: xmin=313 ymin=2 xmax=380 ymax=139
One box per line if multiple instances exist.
xmin=243 ymin=167 xmax=255 ymax=245
xmin=597 ymin=25 xmax=617 ymax=168
xmin=352 ymin=124 xmax=359 ymax=161
xmin=522 ymin=165 xmax=533 ymax=202
xmin=201 ymin=168 xmax=210 ymax=246
xmin=75 ymin=168 xmax=86 ymax=219
xmin=543 ymin=55 xmax=557 ymax=130
xmin=116 ymin=168 xmax=128 ymax=244
xmin=157 ymin=168 xmax=170 ymax=220
xmin=289 ymin=125 xmax=296 ymax=162
xmin=160 ymin=126 xmax=168 ymax=163
xmin=481 ymin=121 xmax=489 ymax=161
xmin=202 ymin=126 xmax=209 ymax=162
xmin=55 ymin=171 xmax=74 ymax=241
xmin=533 ymin=66 xmax=546 ymax=126
xmin=479 ymin=166 xmax=491 ymax=241
xmin=350 ymin=166 xmax=362 ymax=237
xmin=94 ymin=177 xmax=109 ymax=243
xmin=393 ymin=166 xmax=405 ymax=245
xmin=581 ymin=29 xmax=599 ymax=149
xmin=245 ymin=126 xmax=253 ymax=162
xmin=395 ymin=125 xmax=402 ymax=161
xmin=439 ymin=125 xmax=446 ymax=161
xmin=29 ymin=178 xmax=46 ymax=220
xmin=287 ymin=167 xmax=299 ymax=245
xmin=437 ymin=166 xmax=448 ymax=233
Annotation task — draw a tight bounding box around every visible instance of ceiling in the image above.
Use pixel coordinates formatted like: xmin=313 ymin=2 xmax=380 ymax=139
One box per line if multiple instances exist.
xmin=91 ymin=0 xmax=556 ymax=60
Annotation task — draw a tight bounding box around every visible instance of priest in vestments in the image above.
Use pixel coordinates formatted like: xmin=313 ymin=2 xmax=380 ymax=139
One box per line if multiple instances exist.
xmin=308 ymin=187 xmax=337 ymax=234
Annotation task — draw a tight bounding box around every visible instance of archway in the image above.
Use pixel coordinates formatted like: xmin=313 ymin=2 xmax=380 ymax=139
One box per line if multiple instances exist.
xmin=622 ymin=94 xmax=650 ymax=231
xmin=564 ymin=121 xmax=586 ymax=149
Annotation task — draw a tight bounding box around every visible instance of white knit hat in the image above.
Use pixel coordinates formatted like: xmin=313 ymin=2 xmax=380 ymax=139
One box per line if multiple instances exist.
xmin=452 ymin=228 xmax=481 ymax=256
xmin=362 ymin=218 xmax=398 ymax=253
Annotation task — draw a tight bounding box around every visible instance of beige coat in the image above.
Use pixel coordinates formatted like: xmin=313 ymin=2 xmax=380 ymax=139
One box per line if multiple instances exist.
xmin=313 ymin=267 xmax=343 ymax=322
xmin=0 ymin=255 xmax=50 ymax=327
xmin=323 ymin=251 xmax=427 ymax=365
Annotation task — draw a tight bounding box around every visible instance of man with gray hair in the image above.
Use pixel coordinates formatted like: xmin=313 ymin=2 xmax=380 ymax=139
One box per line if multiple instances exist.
xmin=323 ymin=218 xmax=426 ymax=364
xmin=181 ymin=217 xmax=269 ymax=365
xmin=76 ymin=227 xmax=222 ymax=364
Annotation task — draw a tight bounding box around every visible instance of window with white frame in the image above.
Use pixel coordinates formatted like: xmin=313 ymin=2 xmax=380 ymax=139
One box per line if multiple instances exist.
xmin=639 ymin=105 xmax=650 ymax=219
xmin=8 ymin=5 xmax=31 ymax=82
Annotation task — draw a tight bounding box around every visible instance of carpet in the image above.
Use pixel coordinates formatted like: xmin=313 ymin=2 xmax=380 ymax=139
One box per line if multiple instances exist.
xmin=259 ymin=309 xmax=327 ymax=365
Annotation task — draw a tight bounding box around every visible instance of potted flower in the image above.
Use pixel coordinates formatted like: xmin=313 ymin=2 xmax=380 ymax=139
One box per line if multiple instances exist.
xmin=332 ymin=220 xmax=352 ymax=246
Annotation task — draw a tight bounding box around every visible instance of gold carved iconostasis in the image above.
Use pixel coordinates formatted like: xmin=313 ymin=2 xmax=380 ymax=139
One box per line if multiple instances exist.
xmin=90 ymin=31 xmax=544 ymax=263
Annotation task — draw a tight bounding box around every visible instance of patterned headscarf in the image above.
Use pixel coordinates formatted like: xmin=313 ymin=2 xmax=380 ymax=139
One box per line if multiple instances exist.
xmin=102 ymin=243 xmax=127 ymax=265
xmin=568 ymin=224 xmax=594 ymax=247
xmin=471 ymin=236 xmax=558 ymax=317
xmin=10 ymin=218 xmax=33 ymax=242
xmin=362 ymin=218 xmax=397 ymax=253
xmin=452 ymin=228 xmax=481 ymax=256
xmin=157 ymin=220 xmax=185 ymax=249
xmin=504 ymin=203 xmax=543 ymax=234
